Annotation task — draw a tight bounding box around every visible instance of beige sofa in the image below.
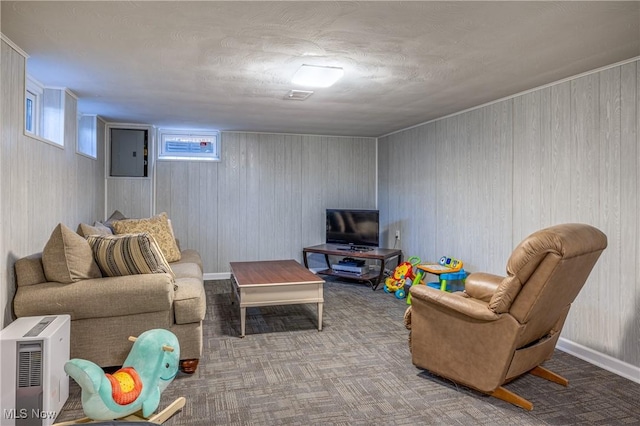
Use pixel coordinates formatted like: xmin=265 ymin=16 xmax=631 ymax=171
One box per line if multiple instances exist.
xmin=12 ymin=217 xmax=207 ymax=374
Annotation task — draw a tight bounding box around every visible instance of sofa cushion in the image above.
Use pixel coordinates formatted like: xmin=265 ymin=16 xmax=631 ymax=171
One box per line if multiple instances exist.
xmin=173 ymin=277 xmax=206 ymax=324
xmin=112 ymin=213 xmax=181 ymax=262
xmin=43 ymin=223 xmax=102 ymax=283
xmin=87 ymin=233 xmax=175 ymax=278
xmin=13 ymin=274 xmax=174 ymax=320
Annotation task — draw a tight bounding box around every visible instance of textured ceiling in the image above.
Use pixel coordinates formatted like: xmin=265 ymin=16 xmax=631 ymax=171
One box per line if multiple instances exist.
xmin=2 ymin=1 xmax=639 ymax=137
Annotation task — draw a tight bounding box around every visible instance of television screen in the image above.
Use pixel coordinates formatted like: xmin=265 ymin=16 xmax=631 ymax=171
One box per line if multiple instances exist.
xmin=326 ymin=209 xmax=379 ymax=248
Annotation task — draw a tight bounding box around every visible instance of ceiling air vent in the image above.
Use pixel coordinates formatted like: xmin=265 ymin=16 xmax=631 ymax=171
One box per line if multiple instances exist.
xmin=285 ymin=90 xmax=314 ymax=101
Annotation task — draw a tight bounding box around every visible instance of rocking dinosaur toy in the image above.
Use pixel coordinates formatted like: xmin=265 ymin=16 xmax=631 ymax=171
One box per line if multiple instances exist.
xmin=54 ymin=329 xmax=185 ymax=425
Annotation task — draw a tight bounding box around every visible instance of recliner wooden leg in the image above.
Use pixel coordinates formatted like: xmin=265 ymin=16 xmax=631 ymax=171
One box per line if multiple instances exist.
xmin=530 ymin=365 xmax=569 ymax=386
xmin=490 ymin=386 xmax=533 ymax=411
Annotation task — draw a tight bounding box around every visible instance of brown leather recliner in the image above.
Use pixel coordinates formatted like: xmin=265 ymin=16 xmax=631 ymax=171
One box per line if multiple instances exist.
xmin=404 ymin=223 xmax=607 ymax=410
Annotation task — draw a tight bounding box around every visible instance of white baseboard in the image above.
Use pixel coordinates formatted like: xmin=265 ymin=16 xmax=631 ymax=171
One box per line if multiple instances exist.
xmin=557 ymin=337 xmax=640 ymax=384
xmin=204 ymin=272 xmax=231 ymax=281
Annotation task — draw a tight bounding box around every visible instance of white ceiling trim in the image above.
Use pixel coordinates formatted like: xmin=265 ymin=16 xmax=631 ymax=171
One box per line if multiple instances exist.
xmin=380 ymin=55 xmax=640 ymax=139
xmin=222 ymin=130 xmax=376 ymax=140
xmin=0 ymin=33 xmax=28 ymax=58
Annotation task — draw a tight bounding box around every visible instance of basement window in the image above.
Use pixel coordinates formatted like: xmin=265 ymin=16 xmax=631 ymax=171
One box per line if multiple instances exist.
xmin=77 ymin=114 xmax=98 ymax=159
xmin=24 ymin=74 xmax=65 ymax=146
xmin=157 ymin=129 xmax=220 ymax=161
xmin=25 ymin=76 xmax=42 ymax=135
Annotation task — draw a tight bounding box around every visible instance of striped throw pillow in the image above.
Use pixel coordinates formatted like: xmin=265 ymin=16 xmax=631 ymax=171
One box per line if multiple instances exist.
xmin=86 ymin=233 xmax=175 ymax=278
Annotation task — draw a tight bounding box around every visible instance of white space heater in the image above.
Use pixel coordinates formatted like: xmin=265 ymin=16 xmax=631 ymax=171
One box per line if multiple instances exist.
xmin=0 ymin=315 xmax=70 ymax=426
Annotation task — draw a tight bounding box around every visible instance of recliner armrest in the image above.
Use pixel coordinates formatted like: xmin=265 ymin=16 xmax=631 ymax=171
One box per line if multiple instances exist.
xmin=464 ymin=272 xmax=504 ymax=302
xmin=409 ymin=285 xmax=501 ymax=321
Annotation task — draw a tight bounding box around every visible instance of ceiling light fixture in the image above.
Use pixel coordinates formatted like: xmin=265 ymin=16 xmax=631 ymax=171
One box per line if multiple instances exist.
xmin=292 ymin=64 xmax=344 ymax=88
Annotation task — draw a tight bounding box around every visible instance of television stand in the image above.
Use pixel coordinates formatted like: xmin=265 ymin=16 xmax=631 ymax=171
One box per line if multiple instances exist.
xmin=303 ymin=244 xmax=403 ymax=290
xmin=336 ymin=245 xmax=374 ymax=252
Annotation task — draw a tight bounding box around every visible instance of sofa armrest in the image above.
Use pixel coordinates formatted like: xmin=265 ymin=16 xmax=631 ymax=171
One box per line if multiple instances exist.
xmin=173 ymin=277 xmax=206 ymax=324
xmin=409 ymin=285 xmax=500 ymax=321
xmin=15 ymin=253 xmax=46 ymax=287
xmin=170 ymin=249 xmax=203 ymax=274
xmin=14 ymin=274 xmax=174 ymax=320
xmin=463 ymin=272 xmax=504 ymax=302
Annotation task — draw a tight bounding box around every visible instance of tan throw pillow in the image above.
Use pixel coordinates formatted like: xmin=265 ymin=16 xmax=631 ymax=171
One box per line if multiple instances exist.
xmin=78 ymin=223 xmax=113 ymax=238
xmin=86 ymin=233 xmax=175 ymax=278
xmin=43 ymin=223 xmax=102 ymax=283
xmin=112 ymin=212 xmax=181 ymax=262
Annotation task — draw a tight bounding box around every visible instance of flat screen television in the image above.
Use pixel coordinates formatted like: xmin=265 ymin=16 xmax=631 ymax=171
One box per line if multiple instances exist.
xmin=326 ymin=209 xmax=379 ymax=248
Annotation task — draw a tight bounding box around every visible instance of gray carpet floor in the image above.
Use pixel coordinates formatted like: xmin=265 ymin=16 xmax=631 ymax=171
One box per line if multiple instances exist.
xmin=55 ymin=278 xmax=640 ymax=425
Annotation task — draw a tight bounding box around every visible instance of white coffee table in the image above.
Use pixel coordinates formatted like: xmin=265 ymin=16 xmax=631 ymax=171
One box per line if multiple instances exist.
xmin=229 ymin=259 xmax=325 ymax=337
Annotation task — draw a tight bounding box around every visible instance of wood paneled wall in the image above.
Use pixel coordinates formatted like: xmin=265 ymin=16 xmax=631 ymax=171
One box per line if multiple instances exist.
xmin=378 ymin=60 xmax=639 ymax=368
xmin=106 ymin=178 xmax=152 ymax=219
xmin=155 ymin=132 xmax=377 ymax=273
xmin=0 ymin=40 xmax=106 ymax=328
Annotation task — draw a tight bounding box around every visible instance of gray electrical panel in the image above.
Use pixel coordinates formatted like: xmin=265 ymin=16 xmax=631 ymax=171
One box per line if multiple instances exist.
xmin=110 ymin=128 xmax=148 ymax=177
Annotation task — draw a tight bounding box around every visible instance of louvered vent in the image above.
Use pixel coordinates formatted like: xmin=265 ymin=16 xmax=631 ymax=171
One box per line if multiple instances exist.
xmin=284 ymin=90 xmax=314 ymax=101
xmin=18 ymin=342 xmax=42 ymax=388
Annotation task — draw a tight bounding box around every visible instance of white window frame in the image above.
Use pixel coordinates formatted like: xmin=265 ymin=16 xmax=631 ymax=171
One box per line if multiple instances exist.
xmin=157 ymin=129 xmax=220 ymax=162
xmin=25 ymin=75 xmax=43 ymax=136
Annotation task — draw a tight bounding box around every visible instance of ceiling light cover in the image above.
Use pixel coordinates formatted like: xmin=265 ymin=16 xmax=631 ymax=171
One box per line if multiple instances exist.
xmin=292 ymin=65 xmax=344 ymax=88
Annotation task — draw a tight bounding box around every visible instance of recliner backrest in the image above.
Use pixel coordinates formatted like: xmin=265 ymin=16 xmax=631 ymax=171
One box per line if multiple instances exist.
xmin=488 ymin=224 xmax=607 ymax=345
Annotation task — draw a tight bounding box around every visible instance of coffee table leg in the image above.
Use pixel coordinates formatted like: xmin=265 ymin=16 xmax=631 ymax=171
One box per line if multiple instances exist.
xmin=240 ymin=306 xmax=246 ymax=338
xmin=317 ymin=302 xmax=323 ymax=331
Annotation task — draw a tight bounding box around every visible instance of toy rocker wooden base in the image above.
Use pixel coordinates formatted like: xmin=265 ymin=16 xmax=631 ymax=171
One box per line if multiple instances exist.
xmin=52 ymin=397 xmax=186 ymax=425
xmin=53 ymin=330 xmax=186 ymax=425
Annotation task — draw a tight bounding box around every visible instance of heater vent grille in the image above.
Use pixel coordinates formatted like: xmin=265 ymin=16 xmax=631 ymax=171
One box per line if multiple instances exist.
xmin=17 ymin=342 xmax=43 ymax=388
xmin=285 ymin=90 xmax=314 ymax=101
